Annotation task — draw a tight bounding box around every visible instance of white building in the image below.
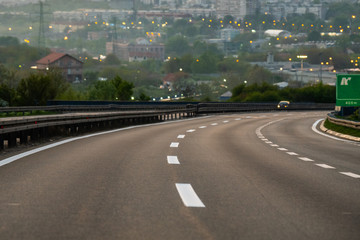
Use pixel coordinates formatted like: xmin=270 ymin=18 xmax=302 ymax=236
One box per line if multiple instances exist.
xmin=264 ymin=29 xmax=291 ymax=37
xmin=216 ymin=0 xmax=260 ymax=20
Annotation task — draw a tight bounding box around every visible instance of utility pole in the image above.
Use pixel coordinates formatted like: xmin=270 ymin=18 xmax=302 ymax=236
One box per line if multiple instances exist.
xmin=112 ymin=17 xmax=118 ymax=55
xmin=38 ymin=1 xmax=46 ymax=57
xmin=132 ymin=0 xmax=137 ymax=22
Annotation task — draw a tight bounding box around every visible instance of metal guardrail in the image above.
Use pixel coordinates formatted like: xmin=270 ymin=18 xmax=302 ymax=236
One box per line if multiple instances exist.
xmin=0 ymin=102 xmax=336 ymax=150
xmin=327 ymin=113 xmax=360 ymax=130
xmin=196 ymin=102 xmax=335 ymax=113
xmin=0 ymin=109 xmax=195 ymax=134
xmin=0 ymin=102 xmax=335 ymax=115
xmin=0 ymin=104 xmax=188 ymax=114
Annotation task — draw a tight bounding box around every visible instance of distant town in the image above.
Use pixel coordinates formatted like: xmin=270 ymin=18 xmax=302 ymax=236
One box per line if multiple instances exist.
xmin=0 ymin=0 xmax=359 ymax=103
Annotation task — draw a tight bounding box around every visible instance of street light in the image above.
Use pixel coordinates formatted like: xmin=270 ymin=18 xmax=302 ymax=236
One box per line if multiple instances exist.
xmin=297 ymin=55 xmax=307 ymax=84
xmin=297 ymin=55 xmax=308 ymax=71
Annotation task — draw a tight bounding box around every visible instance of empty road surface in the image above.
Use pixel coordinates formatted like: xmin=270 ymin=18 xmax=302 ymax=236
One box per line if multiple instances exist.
xmin=0 ymin=111 xmax=359 ymax=239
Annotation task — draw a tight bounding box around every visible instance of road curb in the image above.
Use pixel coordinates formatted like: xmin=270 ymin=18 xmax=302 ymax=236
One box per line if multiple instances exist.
xmin=320 ymin=120 xmax=360 ymax=142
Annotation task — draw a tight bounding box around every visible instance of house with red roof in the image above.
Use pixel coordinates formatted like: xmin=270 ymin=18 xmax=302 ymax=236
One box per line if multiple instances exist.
xmin=36 ymin=52 xmax=83 ymax=82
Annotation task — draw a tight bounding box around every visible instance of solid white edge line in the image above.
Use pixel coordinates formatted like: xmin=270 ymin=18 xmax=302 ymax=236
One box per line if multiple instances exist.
xmin=167 ymin=156 xmax=180 ymax=165
xmin=312 ymin=119 xmax=358 ymax=144
xmin=175 ymin=183 xmax=205 ymax=208
xmin=339 ymin=172 xmax=360 ymax=179
xmin=0 ymin=116 xmax=212 ymax=168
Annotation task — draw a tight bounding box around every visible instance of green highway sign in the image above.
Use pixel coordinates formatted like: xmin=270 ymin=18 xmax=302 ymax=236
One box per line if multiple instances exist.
xmin=336 ymin=74 xmax=360 ymax=107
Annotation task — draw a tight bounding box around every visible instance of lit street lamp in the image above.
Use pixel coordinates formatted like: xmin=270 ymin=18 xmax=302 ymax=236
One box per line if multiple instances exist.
xmin=297 ymin=55 xmax=308 ymax=71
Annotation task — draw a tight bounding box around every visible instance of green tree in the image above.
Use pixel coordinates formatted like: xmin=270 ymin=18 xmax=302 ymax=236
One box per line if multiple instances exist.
xmin=307 ymin=31 xmax=321 ymax=41
xmin=104 ymin=53 xmax=121 ymax=65
xmin=111 ymin=75 xmax=134 ymax=100
xmin=88 ymin=80 xmax=116 ymax=100
xmin=191 ymin=52 xmax=220 ymax=73
xmin=173 ymin=78 xmax=196 ymax=97
xmin=0 ymin=36 xmax=19 ymax=46
xmin=245 ymin=65 xmax=272 ymax=84
xmin=16 ymin=71 xmax=69 ymax=106
xmin=0 ymin=83 xmax=15 ymax=106
xmin=165 ymin=35 xmax=190 ymax=56
xmin=163 ymin=58 xmax=181 ymax=73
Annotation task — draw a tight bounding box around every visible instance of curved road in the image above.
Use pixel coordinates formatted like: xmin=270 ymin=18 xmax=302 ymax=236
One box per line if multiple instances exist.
xmin=0 ymin=111 xmax=359 ymax=239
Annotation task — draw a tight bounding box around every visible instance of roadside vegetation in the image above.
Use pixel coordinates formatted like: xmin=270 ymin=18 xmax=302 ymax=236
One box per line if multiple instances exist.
xmin=324 ymin=118 xmax=360 ymax=138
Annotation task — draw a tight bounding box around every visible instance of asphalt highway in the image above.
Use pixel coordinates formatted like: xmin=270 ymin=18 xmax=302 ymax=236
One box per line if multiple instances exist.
xmin=0 ymin=111 xmax=359 ymax=239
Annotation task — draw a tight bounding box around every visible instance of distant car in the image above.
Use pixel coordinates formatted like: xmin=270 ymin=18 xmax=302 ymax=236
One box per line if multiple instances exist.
xmin=277 ymin=101 xmax=290 ymax=109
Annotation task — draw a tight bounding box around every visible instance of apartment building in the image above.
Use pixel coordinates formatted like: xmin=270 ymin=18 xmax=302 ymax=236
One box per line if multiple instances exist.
xmin=216 ymin=0 xmax=260 ymax=20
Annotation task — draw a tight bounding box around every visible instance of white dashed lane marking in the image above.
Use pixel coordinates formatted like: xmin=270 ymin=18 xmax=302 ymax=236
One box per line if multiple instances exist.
xmin=316 ymin=164 xmax=336 ymax=169
xmin=167 ymin=156 xmax=180 ymax=164
xmin=298 ymin=157 xmax=314 ymax=162
xmin=223 ymin=120 xmax=229 ymax=123
xmin=170 ymin=142 xmax=179 ymax=148
xmin=177 ymin=135 xmax=185 ymax=139
xmin=340 ymin=172 xmax=360 ymax=179
xmin=175 ymin=183 xmax=205 ymax=208
xmin=211 ymin=123 xmax=218 ymax=126
xmin=199 ymin=126 xmax=207 ymax=129
xmin=187 ymin=129 xmax=196 ymax=133
xmin=287 ymin=152 xmax=299 ymax=156
xmin=257 ymin=118 xmax=360 ymax=181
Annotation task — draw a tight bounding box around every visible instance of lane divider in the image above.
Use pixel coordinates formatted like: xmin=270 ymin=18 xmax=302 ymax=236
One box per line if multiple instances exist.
xmin=340 ymin=172 xmax=360 ymax=179
xmin=170 ymin=142 xmax=179 ymax=148
xmin=256 ymin=118 xmax=360 ymax=180
xmin=167 ymin=156 xmax=180 ymax=165
xmin=286 ymin=152 xmax=299 ymax=156
xmin=316 ymin=164 xmax=336 ymax=169
xmin=175 ymin=183 xmax=205 ymax=208
xmin=298 ymin=157 xmax=314 ymax=162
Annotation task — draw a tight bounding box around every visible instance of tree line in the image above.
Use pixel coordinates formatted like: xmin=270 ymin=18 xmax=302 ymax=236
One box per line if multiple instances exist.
xmin=230 ymin=82 xmax=335 ymax=103
xmin=0 ymin=64 xmax=134 ymax=106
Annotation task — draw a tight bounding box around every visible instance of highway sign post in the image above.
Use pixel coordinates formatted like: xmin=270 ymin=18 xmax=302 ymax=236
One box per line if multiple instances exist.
xmin=336 ymin=74 xmax=360 ymax=107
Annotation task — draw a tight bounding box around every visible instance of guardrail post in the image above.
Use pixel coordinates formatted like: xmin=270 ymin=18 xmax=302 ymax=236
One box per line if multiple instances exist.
xmin=20 ymin=131 xmax=28 ymax=145
xmin=8 ymin=133 xmax=17 ymax=148
xmin=0 ymin=135 xmax=4 ymax=149
xmin=31 ymin=129 xmax=39 ymax=141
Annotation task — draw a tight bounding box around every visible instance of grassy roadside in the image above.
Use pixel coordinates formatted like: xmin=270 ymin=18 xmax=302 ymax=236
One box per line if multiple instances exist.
xmin=324 ymin=119 xmax=360 ymax=138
